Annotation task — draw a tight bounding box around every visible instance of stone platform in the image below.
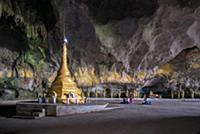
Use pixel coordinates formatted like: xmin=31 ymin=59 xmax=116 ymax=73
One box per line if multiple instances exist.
xmin=16 ymin=101 xmax=119 ymax=117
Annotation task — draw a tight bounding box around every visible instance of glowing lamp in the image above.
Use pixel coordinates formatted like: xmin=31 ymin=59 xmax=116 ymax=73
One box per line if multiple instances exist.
xmin=64 ymin=36 xmax=68 ymax=43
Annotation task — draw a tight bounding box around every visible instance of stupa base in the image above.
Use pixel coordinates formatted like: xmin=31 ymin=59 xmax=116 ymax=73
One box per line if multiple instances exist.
xmin=15 ymin=101 xmax=119 ymax=117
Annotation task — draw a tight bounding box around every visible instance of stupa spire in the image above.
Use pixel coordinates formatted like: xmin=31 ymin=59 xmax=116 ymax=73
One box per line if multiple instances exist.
xmin=58 ymin=37 xmax=70 ymax=77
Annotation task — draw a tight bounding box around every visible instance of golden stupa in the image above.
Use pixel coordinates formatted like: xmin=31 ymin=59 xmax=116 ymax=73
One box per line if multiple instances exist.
xmin=47 ymin=38 xmax=85 ymax=104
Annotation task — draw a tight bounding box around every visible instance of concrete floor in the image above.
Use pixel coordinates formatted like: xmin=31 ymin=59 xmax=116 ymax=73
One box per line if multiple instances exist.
xmin=0 ymin=100 xmax=200 ymax=134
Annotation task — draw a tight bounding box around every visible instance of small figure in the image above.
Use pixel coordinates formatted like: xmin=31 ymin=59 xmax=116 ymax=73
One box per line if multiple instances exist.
xmin=142 ymin=94 xmax=152 ymax=105
xmin=128 ymin=95 xmax=133 ymax=103
xmin=52 ymin=91 xmax=57 ymax=104
xmin=121 ymin=97 xmax=129 ymax=104
xmin=38 ymin=96 xmax=43 ymax=103
xmin=52 ymin=96 xmax=57 ymax=104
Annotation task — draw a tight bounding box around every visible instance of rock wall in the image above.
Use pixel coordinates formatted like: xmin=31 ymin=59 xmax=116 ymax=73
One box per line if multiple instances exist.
xmin=84 ymin=0 xmax=200 ymax=90
xmin=0 ymin=0 xmax=200 ymax=100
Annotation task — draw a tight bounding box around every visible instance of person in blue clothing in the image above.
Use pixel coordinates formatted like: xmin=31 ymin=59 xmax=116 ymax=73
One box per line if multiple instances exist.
xmin=142 ymin=94 xmax=152 ymax=105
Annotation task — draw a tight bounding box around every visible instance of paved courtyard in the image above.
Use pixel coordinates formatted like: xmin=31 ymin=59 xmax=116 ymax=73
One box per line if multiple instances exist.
xmin=0 ymin=100 xmax=200 ymax=134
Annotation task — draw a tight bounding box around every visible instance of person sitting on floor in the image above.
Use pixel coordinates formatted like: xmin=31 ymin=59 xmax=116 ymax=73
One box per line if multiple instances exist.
xmin=142 ymin=94 xmax=152 ymax=105
xmin=128 ymin=95 xmax=133 ymax=103
xmin=121 ymin=97 xmax=129 ymax=104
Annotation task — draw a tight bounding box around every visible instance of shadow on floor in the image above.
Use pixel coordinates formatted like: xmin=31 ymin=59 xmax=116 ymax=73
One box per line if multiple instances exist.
xmin=4 ymin=132 xmax=16 ymax=134
xmin=0 ymin=105 xmax=16 ymax=118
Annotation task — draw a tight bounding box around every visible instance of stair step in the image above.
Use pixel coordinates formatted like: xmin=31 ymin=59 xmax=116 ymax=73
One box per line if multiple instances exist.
xmin=16 ymin=108 xmax=46 ymax=118
xmin=13 ymin=115 xmax=42 ymax=119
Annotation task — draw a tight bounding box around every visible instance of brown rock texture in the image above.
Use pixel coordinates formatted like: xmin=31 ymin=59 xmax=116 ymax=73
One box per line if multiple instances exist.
xmin=0 ymin=0 xmax=200 ymax=99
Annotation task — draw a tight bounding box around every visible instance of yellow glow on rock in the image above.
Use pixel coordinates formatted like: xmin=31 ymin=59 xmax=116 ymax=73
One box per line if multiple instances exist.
xmin=191 ymin=63 xmax=200 ymax=69
xmin=25 ymin=70 xmax=34 ymax=78
xmin=75 ymin=68 xmax=94 ymax=86
xmin=135 ymin=71 xmax=146 ymax=81
xmin=19 ymin=70 xmax=25 ymax=78
xmin=19 ymin=70 xmax=33 ymax=78
xmin=0 ymin=71 xmax=3 ymax=78
xmin=7 ymin=71 xmax=12 ymax=78
xmin=107 ymin=70 xmax=121 ymax=82
xmin=157 ymin=64 xmax=173 ymax=76
xmin=120 ymin=72 xmax=133 ymax=83
xmin=74 ymin=68 xmax=134 ymax=86
xmin=90 ymin=68 xmax=99 ymax=85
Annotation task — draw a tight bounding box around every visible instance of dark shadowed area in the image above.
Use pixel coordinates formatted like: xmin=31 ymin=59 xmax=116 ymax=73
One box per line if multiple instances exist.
xmin=0 ymin=100 xmax=200 ymax=134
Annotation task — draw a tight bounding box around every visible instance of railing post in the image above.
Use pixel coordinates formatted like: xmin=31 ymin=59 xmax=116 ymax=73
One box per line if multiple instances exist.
xmin=67 ymin=98 xmax=70 ymax=104
xmin=171 ymin=90 xmax=174 ymax=99
xmin=110 ymin=90 xmax=113 ymax=98
xmin=118 ymin=90 xmax=121 ymax=98
xmin=126 ymin=90 xmax=129 ymax=97
xmin=87 ymin=89 xmax=90 ymax=97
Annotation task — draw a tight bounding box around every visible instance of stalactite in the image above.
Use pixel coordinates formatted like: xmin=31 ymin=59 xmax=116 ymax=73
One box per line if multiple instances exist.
xmin=0 ymin=1 xmax=2 ymax=18
xmin=1 ymin=0 xmax=47 ymax=40
xmin=1 ymin=1 xmax=14 ymax=16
